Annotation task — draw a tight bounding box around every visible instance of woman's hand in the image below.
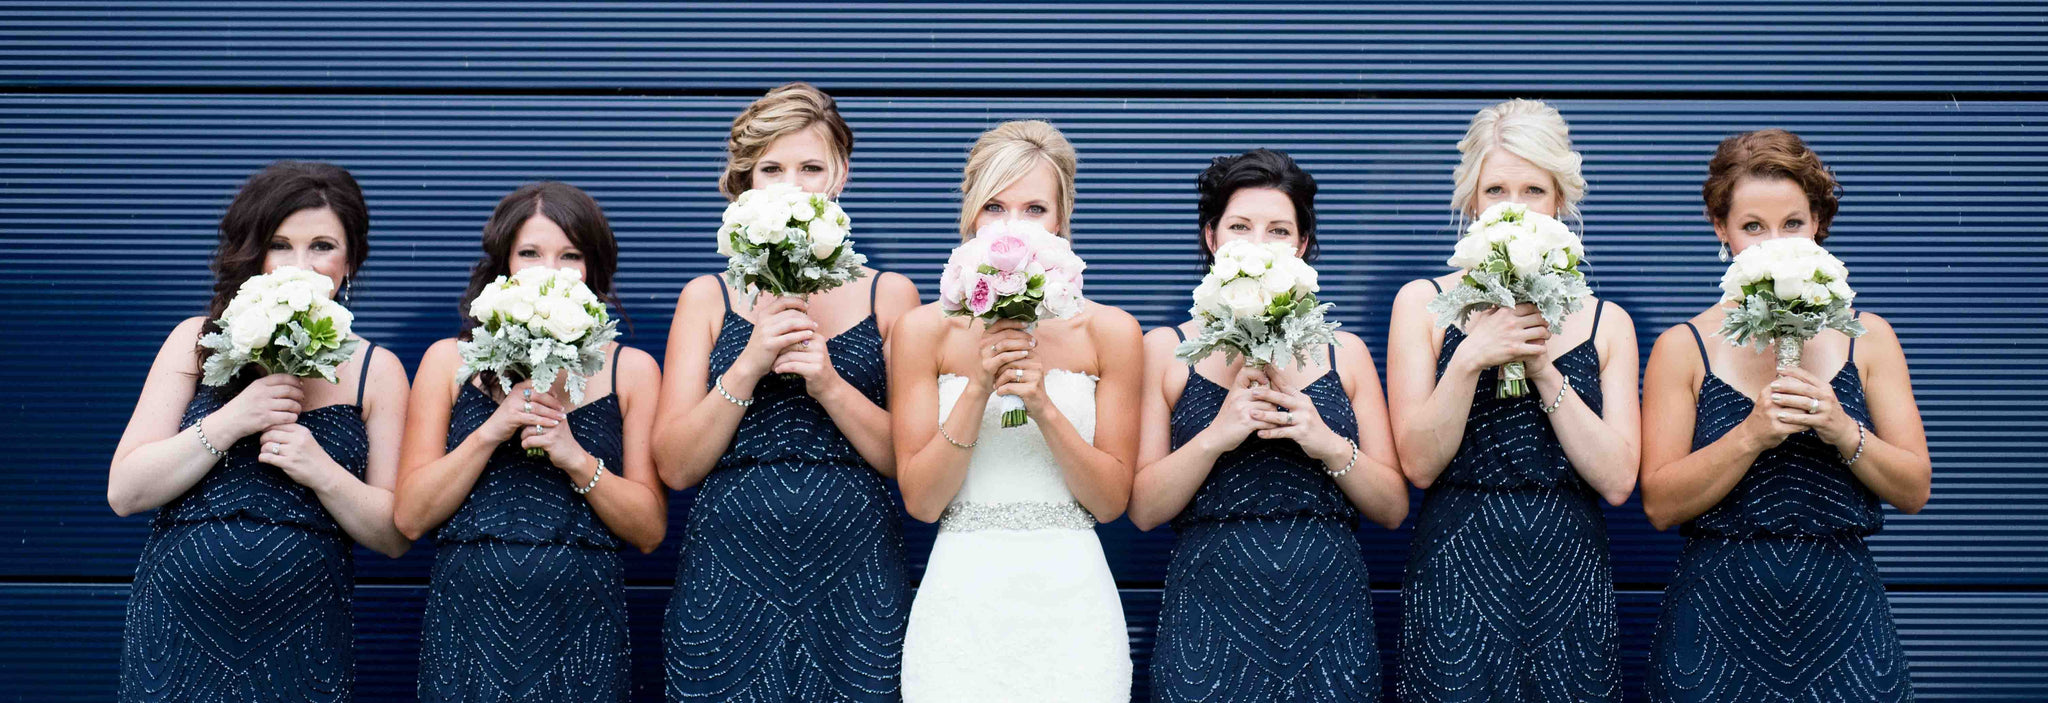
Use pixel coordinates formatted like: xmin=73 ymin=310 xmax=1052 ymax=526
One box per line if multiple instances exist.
xmin=1196 ymin=365 xmax=1280 ymax=451
xmin=212 ymin=374 xmax=305 ymax=442
xmin=1768 ymin=365 xmax=1860 ymax=452
xmin=256 ymin=422 xmax=345 ymax=492
xmin=1452 ymin=304 xmax=1551 ymax=374
xmin=974 ymin=319 xmax=1035 ymax=396
xmin=734 ymin=295 xmax=818 ymax=382
xmin=772 ymin=334 xmax=846 ymax=398
xmin=517 ymin=389 xmax=593 ymax=471
xmin=478 ymin=382 xmax=566 ymax=446
xmin=1249 ymin=377 xmax=1353 ymax=464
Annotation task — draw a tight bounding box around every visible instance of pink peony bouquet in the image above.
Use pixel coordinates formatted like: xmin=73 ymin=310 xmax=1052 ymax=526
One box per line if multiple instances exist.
xmin=937 ymin=219 xmax=1087 ymax=427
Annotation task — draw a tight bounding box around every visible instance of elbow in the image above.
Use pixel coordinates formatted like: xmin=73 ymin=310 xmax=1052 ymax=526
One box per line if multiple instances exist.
xmin=393 ymin=511 xmax=431 ymax=543
xmin=107 ymin=489 xmax=138 ymax=518
xmin=1401 ymin=463 xmax=1434 ymax=491
xmin=1601 ymin=481 xmax=1636 ymax=508
xmin=1896 ymin=483 xmax=1931 ymax=515
xmin=907 ymin=503 xmax=944 ymax=524
xmin=374 ymin=539 xmax=411 ymax=560
xmin=1368 ymin=510 xmax=1405 ymax=531
xmin=1642 ymin=500 xmax=1677 ymax=532
xmin=1129 ymin=511 xmax=1163 ymax=532
xmin=634 ymin=523 xmax=667 ymax=555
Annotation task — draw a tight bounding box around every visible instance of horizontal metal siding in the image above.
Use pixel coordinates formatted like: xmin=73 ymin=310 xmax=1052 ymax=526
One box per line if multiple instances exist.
xmin=2 ymin=1 xmax=2045 ymax=92
xmin=4 ymin=95 xmax=2042 ymax=589
xmin=8 ymin=585 xmax=2045 ymax=702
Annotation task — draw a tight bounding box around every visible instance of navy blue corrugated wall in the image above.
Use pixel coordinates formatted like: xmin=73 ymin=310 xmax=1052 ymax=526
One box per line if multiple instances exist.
xmin=4 ymin=2 xmax=2046 ymax=700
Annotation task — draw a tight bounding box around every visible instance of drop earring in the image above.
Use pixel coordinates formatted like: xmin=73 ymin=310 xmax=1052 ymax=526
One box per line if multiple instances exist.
xmin=339 ymin=277 xmax=353 ymax=306
xmin=1717 ymin=242 xmax=1730 ymax=263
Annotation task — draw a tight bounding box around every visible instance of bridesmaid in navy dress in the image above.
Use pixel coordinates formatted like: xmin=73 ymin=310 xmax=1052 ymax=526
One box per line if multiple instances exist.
xmin=1384 ymin=100 xmax=1641 ymax=702
xmin=1132 ymin=149 xmax=1409 ymax=702
xmin=1642 ymin=129 xmax=1928 ymax=702
xmin=110 ymin=161 xmax=413 ymax=701
xmin=654 ymin=82 xmax=919 ymax=702
xmin=394 ymin=182 xmax=667 ymax=702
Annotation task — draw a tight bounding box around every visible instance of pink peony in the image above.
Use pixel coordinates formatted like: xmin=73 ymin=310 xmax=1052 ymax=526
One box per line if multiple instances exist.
xmin=966 ymin=274 xmax=998 ymax=316
xmin=990 ymin=270 xmax=1028 ymax=296
xmin=983 ymin=233 xmax=1031 ymax=273
xmin=938 ymin=264 xmax=965 ymax=310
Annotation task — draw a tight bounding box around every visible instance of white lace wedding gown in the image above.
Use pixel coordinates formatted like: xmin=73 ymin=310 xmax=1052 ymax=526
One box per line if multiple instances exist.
xmin=902 ymin=370 xmax=1133 ymax=702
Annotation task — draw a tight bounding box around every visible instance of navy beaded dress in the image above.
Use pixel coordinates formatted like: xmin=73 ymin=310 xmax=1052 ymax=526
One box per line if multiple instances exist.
xmin=1399 ymin=292 xmax=1620 ymax=703
xmin=1152 ymin=338 xmax=1381 ymax=702
xmin=1649 ymin=320 xmax=1913 ymax=702
xmin=664 ymin=280 xmax=911 ymax=702
xmin=121 ymin=345 xmax=379 ymax=703
xmin=418 ymin=346 xmax=629 ymax=702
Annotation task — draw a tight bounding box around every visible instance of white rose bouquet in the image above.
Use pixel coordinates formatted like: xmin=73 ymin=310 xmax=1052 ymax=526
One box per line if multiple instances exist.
xmin=717 ymin=183 xmax=867 ymax=303
xmin=198 ymin=266 xmax=361 ymax=386
xmin=937 ymin=219 xmax=1088 ymax=427
xmin=1427 ymin=201 xmax=1592 ymax=398
xmin=457 ymin=267 xmax=618 ymax=454
xmin=1174 ymin=239 xmax=1340 ymax=371
xmin=1715 ymin=237 xmax=1865 ymax=368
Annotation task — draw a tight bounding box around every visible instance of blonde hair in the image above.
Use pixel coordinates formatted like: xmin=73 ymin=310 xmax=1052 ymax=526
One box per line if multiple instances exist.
xmin=1450 ymin=99 xmax=1587 ymax=222
xmin=719 ymin=82 xmax=854 ymax=200
xmin=958 ymin=120 xmax=1078 ymax=239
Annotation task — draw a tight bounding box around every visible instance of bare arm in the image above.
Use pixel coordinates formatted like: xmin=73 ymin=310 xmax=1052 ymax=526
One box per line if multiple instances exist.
xmin=890 ymin=306 xmax=997 ymax=522
xmin=781 ymin=272 xmax=920 ymax=477
xmin=650 ymin=276 xmax=813 ymax=490
xmin=1528 ymin=304 xmax=1642 ymax=506
xmin=1129 ymin=327 xmax=1225 ymax=531
xmin=1018 ymin=309 xmax=1141 ymax=523
xmin=555 ymin=348 xmax=669 ymax=553
xmin=299 ymin=346 xmax=413 ymax=557
xmin=1385 ymin=280 xmax=1479 ymax=488
xmin=392 ymin=340 xmax=562 ymax=540
xmin=1811 ymin=314 xmax=1931 ymax=512
xmin=1328 ymin=333 xmax=1411 ymax=529
xmin=1639 ymin=325 xmax=1779 ymax=530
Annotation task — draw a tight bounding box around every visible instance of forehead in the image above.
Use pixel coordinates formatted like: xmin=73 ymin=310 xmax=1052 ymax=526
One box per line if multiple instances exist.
xmin=759 ymin=124 xmax=836 ymax=162
xmin=991 ymin=160 xmax=1059 ymax=203
xmin=1222 ymin=187 xmax=1296 ymax=220
xmin=1729 ymin=176 xmax=1811 ymax=213
xmin=512 ymin=213 xmax=571 ymax=247
xmin=1478 ymin=149 xmax=1551 ymax=183
xmin=273 ymin=206 xmax=343 ymax=239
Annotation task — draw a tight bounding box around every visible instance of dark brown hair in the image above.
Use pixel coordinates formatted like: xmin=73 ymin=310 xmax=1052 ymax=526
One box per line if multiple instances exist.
xmin=199 ymin=161 xmax=370 ymax=381
xmin=1196 ymin=148 xmax=1319 ymax=267
xmin=1703 ymin=128 xmax=1843 ymax=242
xmin=457 ymin=182 xmax=627 ymax=395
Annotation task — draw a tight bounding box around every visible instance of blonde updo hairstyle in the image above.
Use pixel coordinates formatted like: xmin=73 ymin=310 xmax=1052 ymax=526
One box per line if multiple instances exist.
xmin=718 ymin=82 xmax=854 ymax=201
xmin=1449 ymin=98 xmax=1588 ymax=223
xmin=958 ymin=120 xmax=1079 ymax=240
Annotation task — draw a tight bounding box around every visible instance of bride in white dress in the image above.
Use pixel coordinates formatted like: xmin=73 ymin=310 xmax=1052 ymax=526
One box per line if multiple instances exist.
xmin=889 ymin=120 xmax=1142 ymax=702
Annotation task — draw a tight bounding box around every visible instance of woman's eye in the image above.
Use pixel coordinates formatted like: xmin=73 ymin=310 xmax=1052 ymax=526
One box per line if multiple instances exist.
xmin=802 ymin=164 xmax=824 ymax=173
xmin=1527 ymin=186 xmax=1547 ymax=195
xmin=267 ymin=240 xmax=290 ymax=250
xmin=562 ymin=252 xmax=583 ymax=261
xmin=1027 ymin=205 xmax=1048 ymax=216
xmin=760 ymin=165 xmax=780 ymax=174
xmin=1785 ymin=219 xmax=1805 ymax=230
xmin=983 ymin=203 xmax=1004 ymax=213
xmin=1485 ymin=186 xmax=1504 ymax=196
xmin=1271 ymin=229 xmax=1293 ymax=237
xmin=1741 ymin=222 xmax=1763 ymax=233
xmin=1228 ymin=223 xmax=1249 ymax=231
xmin=311 ymin=241 xmax=336 ymax=252
xmin=517 ymin=249 xmax=539 ymax=258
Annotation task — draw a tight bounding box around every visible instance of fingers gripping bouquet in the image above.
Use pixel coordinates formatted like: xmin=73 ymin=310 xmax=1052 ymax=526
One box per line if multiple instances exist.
xmin=717 ymin=182 xmax=868 ymax=303
xmin=457 ymin=267 xmax=620 ymax=456
xmin=1173 ymin=240 xmax=1340 ymax=371
xmin=198 ymin=266 xmax=362 ymax=386
xmin=1715 ymin=237 xmax=1864 ymax=368
xmin=938 ymin=219 xmax=1087 ymax=428
xmin=1427 ymin=201 xmax=1592 ymax=398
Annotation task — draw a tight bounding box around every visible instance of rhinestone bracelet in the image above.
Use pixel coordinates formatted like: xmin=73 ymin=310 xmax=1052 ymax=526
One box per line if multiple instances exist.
xmin=938 ymin=421 xmax=977 ymax=449
xmin=714 ymin=375 xmax=753 ymax=408
xmin=193 ymin=417 xmax=227 ymax=459
xmin=1541 ymin=377 xmax=1572 ymax=414
xmin=1326 ymin=438 xmax=1359 ymax=478
xmin=572 ymin=457 xmax=606 ymax=495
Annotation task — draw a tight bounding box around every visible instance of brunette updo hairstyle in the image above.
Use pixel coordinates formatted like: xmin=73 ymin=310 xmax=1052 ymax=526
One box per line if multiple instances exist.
xmin=1702 ymin=128 xmax=1843 ymax=242
xmin=199 ymin=161 xmax=370 ymax=377
xmin=1194 ymin=148 xmax=1319 ymax=267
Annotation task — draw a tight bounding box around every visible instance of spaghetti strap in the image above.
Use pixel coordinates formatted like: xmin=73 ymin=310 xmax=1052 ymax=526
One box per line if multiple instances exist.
xmin=1168 ymin=326 xmax=1185 ymax=343
xmin=1681 ymin=322 xmax=1710 ymax=371
xmin=610 ymin=344 xmax=623 ymax=390
xmin=1848 ymin=310 xmax=1862 ymax=362
xmin=868 ymin=273 xmax=881 ymax=315
xmin=1426 ymin=278 xmax=1443 ymax=294
xmin=1589 ymin=300 xmax=1607 ymax=341
xmin=354 ymin=342 xmax=377 ymax=407
xmin=717 ymin=279 xmax=733 ymax=313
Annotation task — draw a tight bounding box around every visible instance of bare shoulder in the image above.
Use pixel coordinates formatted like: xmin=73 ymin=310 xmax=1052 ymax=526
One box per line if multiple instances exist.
xmin=365 ymin=343 xmax=409 ymax=383
xmin=1392 ymin=278 xmax=1440 ymax=309
xmin=616 ymin=344 xmax=661 ymax=379
xmin=1085 ymin=302 xmax=1142 ymax=342
xmin=1141 ymin=326 xmax=1184 ymax=362
xmin=1335 ymin=330 xmax=1374 ymax=363
xmin=1852 ymin=311 xmax=1904 ymax=362
xmin=874 ymin=270 xmax=920 ymax=301
xmin=678 ymin=274 xmax=725 ymax=312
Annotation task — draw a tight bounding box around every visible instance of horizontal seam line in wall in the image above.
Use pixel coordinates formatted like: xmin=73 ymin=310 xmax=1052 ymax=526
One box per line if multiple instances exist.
xmin=5 ymin=577 xmax=2048 ymax=594
xmin=1 ymin=84 xmax=2047 ymax=102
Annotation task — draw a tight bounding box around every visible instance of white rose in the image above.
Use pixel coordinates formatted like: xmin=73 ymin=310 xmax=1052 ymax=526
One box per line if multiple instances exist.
xmin=502 ymin=286 xmax=539 ymax=322
xmin=1771 ymin=273 xmax=1810 ymax=301
xmin=317 ymin=300 xmax=354 ymax=333
xmin=1259 ymin=263 xmax=1297 ymax=295
xmin=807 ymin=220 xmax=847 ymax=260
xmin=1042 ymin=284 xmax=1084 ymax=319
xmin=1219 ymin=276 xmax=1269 ymax=319
xmin=789 ymin=199 xmax=817 ymax=223
xmin=1799 ymin=284 xmax=1831 ymax=307
xmin=1448 ymin=234 xmax=1492 ymax=270
xmin=1827 ymin=279 xmax=1854 ymax=303
xmin=1211 ymin=255 xmax=1241 ymax=281
xmin=537 ymin=298 xmax=593 ymax=341
xmin=229 ymin=313 xmax=275 ymax=350
xmin=1506 ymin=235 xmax=1547 ymax=279
xmin=1286 ymin=257 xmax=1320 ymax=294
xmin=1192 ymin=277 xmax=1224 ymax=314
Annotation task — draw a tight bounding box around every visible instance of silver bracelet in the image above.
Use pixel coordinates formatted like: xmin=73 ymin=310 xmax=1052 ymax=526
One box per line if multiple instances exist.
xmin=1841 ymin=421 xmax=1868 ymax=467
xmin=1325 ymin=438 xmax=1359 ymax=478
xmin=1541 ymin=377 xmax=1572 ymax=414
xmin=193 ymin=417 xmax=227 ymax=459
xmin=714 ymin=375 xmax=753 ymax=408
xmin=937 ymin=421 xmax=977 ymax=449
xmin=572 ymin=457 xmax=606 ymax=495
